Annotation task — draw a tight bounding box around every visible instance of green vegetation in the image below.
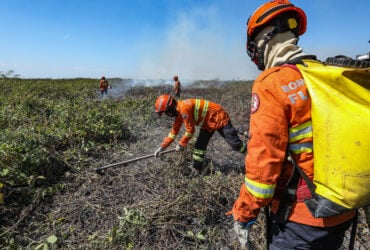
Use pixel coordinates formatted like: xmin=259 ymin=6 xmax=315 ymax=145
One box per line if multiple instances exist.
xmin=0 ymin=78 xmax=148 ymax=191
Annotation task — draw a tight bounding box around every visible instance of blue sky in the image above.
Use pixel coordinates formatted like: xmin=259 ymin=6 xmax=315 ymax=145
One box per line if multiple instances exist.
xmin=1 ymin=0 xmax=369 ymax=81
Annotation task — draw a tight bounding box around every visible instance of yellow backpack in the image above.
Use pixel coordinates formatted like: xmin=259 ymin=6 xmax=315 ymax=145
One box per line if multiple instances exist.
xmin=295 ymin=59 xmax=370 ymax=217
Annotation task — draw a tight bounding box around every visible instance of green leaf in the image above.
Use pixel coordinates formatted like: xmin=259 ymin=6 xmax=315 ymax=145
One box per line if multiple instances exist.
xmin=47 ymin=235 xmax=58 ymax=244
xmin=196 ymin=232 xmax=206 ymax=240
xmin=0 ymin=168 xmax=9 ymax=176
xmin=186 ymin=231 xmax=194 ymax=236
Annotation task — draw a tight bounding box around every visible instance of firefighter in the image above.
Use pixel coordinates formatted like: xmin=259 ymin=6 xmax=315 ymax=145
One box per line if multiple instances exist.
xmin=153 ymin=94 xmax=246 ymax=173
xmin=99 ymin=76 xmax=110 ymax=96
xmin=227 ymin=1 xmax=356 ymax=249
xmin=173 ymin=75 xmax=181 ymax=98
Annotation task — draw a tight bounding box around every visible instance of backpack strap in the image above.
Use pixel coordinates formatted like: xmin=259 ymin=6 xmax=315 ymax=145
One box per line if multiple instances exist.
xmin=274 ymin=152 xmax=316 ymax=223
xmin=287 ymin=153 xmax=315 ymax=193
xmin=274 ymin=158 xmax=301 ymax=223
xmin=348 ymin=210 xmax=358 ymax=250
xmin=279 ymin=55 xmax=317 ymax=67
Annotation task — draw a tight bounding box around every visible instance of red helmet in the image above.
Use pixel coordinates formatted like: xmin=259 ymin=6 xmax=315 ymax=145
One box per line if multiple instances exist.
xmin=155 ymin=94 xmax=174 ymax=113
xmin=246 ymin=0 xmax=307 ymax=69
xmin=173 ymin=75 xmax=179 ymax=81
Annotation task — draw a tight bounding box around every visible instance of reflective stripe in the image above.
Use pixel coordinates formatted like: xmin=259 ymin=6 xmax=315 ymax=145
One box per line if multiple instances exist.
xmin=194 ymin=99 xmax=201 ymax=122
xmin=193 ymin=149 xmax=205 ymax=162
xmin=194 ymin=99 xmax=209 ymax=127
xmin=289 ymin=120 xmax=312 ymax=142
xmin=288 ymin=142 xmax=313 ymax=154
xmin=185 ymin=132 xmax=193 ymax=138
xmin=168 ymin=133 xmax=177 ymax=139
xmin=199 ymin=101 xmax=209 ymax=127
xmin=193 ymin=155 xmax=204 ymax=162
xmin=193 ymin=149 xmax=205 ymax=155
xmin=244 ymin=176 xmax=275 ymax=199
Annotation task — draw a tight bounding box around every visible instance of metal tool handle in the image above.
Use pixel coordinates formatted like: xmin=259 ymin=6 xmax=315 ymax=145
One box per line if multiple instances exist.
xmin=95 ymin=148 xmax=176 ymax=173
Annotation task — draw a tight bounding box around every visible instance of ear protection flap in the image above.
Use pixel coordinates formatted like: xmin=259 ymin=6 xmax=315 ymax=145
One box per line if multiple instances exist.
xmin=273 ymin=12 xmax=300 ymax=37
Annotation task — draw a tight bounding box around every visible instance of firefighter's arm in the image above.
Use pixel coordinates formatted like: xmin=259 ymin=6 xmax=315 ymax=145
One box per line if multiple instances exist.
xmin=230 ymin=82 xmax=289 ymax=222
xmin=178 ymin=113 xmax=195 ymax=147
xmin=160 ymin=116 xmax=183 ymax=148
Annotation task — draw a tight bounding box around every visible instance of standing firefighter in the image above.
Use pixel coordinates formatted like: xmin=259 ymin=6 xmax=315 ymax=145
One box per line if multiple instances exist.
xmin=99 ymin=76 xmax=110 ymax=96
xmin=154 ymin=94 xmax=246 ymax=173
xmin=173 ymin=75 xmax=181 ymax=98
xmin=228 ymin=1 xmax=356 ymax=249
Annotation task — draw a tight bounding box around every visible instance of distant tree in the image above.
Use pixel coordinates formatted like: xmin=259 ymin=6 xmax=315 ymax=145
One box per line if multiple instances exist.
xmin=0 ymin=70 xmax=20 ymax=78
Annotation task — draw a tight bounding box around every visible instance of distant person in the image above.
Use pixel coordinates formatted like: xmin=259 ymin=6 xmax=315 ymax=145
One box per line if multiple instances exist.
xmin=153 ymin=94 xmax=246 ymax=174
xmin=173 ymin=75 xmax=181 ymax=98
xmin=99 ymin=76 xmax=110 ymax=97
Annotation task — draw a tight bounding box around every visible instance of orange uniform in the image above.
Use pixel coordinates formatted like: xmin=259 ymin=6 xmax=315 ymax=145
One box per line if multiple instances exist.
xmin=160 ymin=99 xmax=229 ymax=149
xmin=100 ymin=79 xmax=109 ymax=91
xmin=174 ymin=80 xmax=181 ymax=98
xmin=230 ymin=65 xmax=355 ymax=227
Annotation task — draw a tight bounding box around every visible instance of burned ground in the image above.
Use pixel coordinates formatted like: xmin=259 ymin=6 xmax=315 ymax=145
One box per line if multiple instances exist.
xmin=0 ymin=80 xmax=368 ymax=249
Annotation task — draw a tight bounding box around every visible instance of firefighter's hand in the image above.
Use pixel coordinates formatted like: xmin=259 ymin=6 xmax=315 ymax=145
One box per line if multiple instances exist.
xmin=233 ymin=219 xmax=256 ymax=249
xmin=175 ymin=144 xmax=184 ymax=152
xmin=154 ymin=147 xmax=164 ymax=157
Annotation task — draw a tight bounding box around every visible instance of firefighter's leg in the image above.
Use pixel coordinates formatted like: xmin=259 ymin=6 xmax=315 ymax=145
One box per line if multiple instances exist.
xmin=192 ymin=129 xmax=213 ymax=172
xmin=269 ymin=219 xmax=351 ymax=249
xmin=218 ymin=120 xmax=246 ymax=153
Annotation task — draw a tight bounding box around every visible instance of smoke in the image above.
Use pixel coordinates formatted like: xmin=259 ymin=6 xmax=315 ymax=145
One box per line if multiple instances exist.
xmin=133 ymin=5 xmax=259 ymax=81
xmin=100 ymin=78 xmax=173 ymax=99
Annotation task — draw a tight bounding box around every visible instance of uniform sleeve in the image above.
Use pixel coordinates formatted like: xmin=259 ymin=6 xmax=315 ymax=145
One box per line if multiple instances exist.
xmin=160 ymin=116 xmax=183 ymax=148
xmin=178 ymin=110 xmax=195 ymax=146
xmin=231 ymin=79 xmax=289 ymax=222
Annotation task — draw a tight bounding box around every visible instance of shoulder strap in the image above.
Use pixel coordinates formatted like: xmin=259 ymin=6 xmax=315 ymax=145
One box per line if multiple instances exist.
xmin=349 ymin=210 xmax=358 ymax=250
xmin=287 ymin=153 xmax=315 ymax=193
xmin=274 ymin=152 xmax=315 ymax=223
xmin=283 ymin=55 xmax=317 ymax=66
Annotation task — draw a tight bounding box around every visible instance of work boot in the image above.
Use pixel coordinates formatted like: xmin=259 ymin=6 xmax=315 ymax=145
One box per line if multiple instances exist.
xmin=192 ymin=161 xmax=203 ymax=174
xmin=183 ymin=161 xmax=203 ymax=177
xmin=192 ymin=161 xmax=211 ymax=176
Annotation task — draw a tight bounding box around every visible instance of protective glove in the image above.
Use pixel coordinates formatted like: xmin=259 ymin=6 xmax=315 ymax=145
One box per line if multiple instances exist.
xmin=175 ymin=144 xmax=184 ymax=152
xmin=154 ymin=147 xmax=164 ymax=157
xmin=233 ymin=219 xmax=256 ymax=249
